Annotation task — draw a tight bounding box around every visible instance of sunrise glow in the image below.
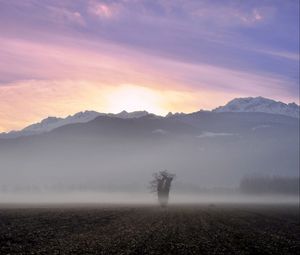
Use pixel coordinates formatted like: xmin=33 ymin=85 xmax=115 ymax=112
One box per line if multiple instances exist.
xmin=105 ymin=85 xmax=165 ymax=114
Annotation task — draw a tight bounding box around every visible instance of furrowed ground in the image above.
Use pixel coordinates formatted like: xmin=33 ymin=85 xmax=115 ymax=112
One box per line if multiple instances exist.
xmin=0 ymin=204 xmax=299 ymax=254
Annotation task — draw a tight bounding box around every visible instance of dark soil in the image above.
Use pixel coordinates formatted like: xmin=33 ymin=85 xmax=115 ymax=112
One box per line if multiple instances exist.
xmin=0 ymin=204 xmax=299 ymax=254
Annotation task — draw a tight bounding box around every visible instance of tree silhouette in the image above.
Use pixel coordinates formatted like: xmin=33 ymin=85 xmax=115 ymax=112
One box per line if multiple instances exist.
xmin=150 ymin=170 xmax=175 ymax=207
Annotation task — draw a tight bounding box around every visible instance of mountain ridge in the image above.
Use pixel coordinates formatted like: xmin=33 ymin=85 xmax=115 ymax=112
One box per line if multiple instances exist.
xmin=1 ymin=96 xmax=299 ymax=139
xmin=0 ymin=110 xmax=155 ymax=139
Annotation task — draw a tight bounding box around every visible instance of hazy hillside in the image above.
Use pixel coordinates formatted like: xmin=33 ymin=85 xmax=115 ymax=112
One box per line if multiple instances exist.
xmin=0 ymin=112 xmax=298 ymax=192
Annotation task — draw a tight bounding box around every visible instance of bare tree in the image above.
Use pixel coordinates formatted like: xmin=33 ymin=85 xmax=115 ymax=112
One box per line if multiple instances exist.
xmin=150 ymin=170 xmax=175 ymax=207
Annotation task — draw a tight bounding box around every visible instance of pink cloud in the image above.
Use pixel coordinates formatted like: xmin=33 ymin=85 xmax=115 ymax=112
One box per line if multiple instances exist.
xmin=239 ymin=8 xmax=264 ymax=25
xmin=88 ymin=1 xmax=119 ymax=19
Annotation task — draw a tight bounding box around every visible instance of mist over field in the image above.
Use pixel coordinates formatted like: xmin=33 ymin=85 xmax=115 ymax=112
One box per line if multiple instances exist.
xmin=0 ymin=111 xmax=298 ymax=204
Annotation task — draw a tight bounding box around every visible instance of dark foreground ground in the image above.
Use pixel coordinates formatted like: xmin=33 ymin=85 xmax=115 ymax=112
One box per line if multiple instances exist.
xmin=0 ymin=204 xmax=299 ymax=254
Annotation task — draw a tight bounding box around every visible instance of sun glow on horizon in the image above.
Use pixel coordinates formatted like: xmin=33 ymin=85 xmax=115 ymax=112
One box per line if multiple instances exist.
xmin=105 ymin=85 xmax=167 ymax=115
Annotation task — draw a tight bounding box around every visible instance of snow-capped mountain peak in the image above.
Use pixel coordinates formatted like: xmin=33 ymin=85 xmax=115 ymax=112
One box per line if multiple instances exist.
xmin=23 ymin=117 xmax=63 ymax=132
xmin=22 ymin=111 xmax=104 ymax=134
xmin=213 ymin=97 xmax=299 ymax=118
xmin=64 ymin=111 xmax=104 ymax=123
xmin=0 ymin=110 xmax=155 ymax=139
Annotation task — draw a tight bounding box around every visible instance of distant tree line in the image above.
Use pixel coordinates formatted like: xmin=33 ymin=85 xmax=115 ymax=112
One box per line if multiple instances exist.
xmin=239 ymin=175 xmax=299 ymax=195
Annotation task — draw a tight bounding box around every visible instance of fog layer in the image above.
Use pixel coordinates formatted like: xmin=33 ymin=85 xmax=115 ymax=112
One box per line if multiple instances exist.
xmin=0 ymin=112 xmax=299 ymax=203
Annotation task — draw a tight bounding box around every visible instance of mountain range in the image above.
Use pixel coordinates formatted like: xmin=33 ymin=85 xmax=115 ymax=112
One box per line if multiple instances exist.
xmin=1 ymin=97 xmax=299 ymax=139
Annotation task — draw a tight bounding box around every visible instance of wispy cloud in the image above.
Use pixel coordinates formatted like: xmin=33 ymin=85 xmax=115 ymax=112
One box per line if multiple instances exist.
xmin=255 ymin=49 xmax=299 ymax=61
xmin=47 ymin=7 xmax=86 ymax=26
xmin=197 ymin=132 xmax=235 ymax=138
xmin=0 ymin=36 xmax=295 ymax=96
xmin=191 ymin=5 xmax=266 ymax=27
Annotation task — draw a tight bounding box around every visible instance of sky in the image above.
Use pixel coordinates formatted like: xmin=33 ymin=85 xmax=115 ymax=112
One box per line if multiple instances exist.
xmin=0 ymin=0 xmax=299 ymax=132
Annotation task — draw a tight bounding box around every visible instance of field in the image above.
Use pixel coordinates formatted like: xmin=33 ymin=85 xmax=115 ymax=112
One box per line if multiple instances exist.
xmin=0 ymin=204 xmax=299 ymax=254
